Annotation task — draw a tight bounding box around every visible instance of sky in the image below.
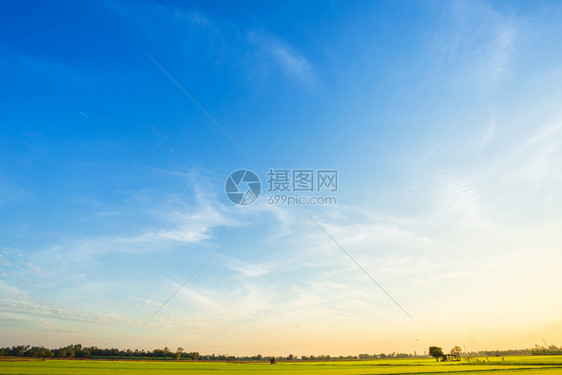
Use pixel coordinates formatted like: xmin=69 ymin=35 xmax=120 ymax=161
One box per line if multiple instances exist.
xmin=1 ymin=0 xmax=562 ymax=356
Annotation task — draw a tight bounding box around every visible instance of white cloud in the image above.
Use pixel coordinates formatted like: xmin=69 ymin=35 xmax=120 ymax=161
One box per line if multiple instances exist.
xmin=476 ymin=117 xmax=496 ymax=156
xmin=24 ymin=262 xmax=41 ymax=272
xmin=427 ymin=0 xmax=521 ymax=88
xmin=247 ymin=31 xmax=313 ymax=80
xmin=105 ymin=1 xmax=314 ymax=82
xmin=223 ymin=257 xmax=272 ymax=278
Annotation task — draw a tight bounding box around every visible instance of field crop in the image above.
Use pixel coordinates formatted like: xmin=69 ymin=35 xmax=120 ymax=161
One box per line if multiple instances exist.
xmin=1 ymin=356 xmax=562 ymax=374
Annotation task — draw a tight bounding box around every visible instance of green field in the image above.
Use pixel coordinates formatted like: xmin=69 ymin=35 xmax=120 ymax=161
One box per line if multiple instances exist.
xmin=1 ymin=356 xmax=562 ymax=374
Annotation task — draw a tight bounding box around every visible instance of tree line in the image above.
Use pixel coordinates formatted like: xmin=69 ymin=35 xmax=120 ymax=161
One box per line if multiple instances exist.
xmin=0 ymin=345 xmax=418 ymax=361
xmin=469 ymin=345 xmax=562 ymax=357
xmin=1 ymin=344 xmax=561 ymax=360
xmin=0 ymin=345 xmax=200 ymax=360
xmin=428 ymin=345 xmax=562 ymax=361
xmin=0 ymin=345 xmax=414 ymax=361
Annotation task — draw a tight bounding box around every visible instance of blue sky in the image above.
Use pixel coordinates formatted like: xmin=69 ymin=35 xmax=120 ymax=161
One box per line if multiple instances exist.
xmin=1 ymin=0 xmax=562 ymax=355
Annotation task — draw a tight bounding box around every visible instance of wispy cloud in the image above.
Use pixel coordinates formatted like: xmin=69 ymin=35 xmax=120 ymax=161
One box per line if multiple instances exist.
xmin=427 ymin=0 xmax=521 ymax=87
xmin=473 ymin=115 xmax=497 ymax=156
xmin=223 ymin=256 xmax=273 ymax=278
xmin=247 ymin=31 xmax=313 ymax=80
xmin=105 ymin=1 xmax=314 ymax=82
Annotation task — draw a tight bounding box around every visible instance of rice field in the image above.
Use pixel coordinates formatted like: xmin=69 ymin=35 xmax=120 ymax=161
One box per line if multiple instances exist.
xmin=1 ymin=356 xmax=562 ymax=374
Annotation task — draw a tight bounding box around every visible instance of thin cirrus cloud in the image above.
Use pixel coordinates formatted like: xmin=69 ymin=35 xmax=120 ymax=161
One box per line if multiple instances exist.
xmin=426 ymin=0 xmax=520 ymax=87
xmin=105 ymin=1 xmax=314 ymax=82
xmin=246 ymin=31 xmax=314 ymax=80
xmin=2 ymin=0 xmax=562 ymax=354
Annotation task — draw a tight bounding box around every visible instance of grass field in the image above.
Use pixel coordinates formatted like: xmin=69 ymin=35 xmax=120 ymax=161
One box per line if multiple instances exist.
xmin=1 ymin=356 xmax=562 ymax=374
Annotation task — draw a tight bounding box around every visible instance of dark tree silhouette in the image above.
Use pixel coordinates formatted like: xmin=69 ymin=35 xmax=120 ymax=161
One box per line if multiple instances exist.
xmin=429 ymin=346 xmax=444 ymax=361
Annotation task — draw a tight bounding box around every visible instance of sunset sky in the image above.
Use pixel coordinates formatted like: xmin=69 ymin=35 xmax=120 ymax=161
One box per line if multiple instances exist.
xmin=1 ymin=0 xmax=562 ymax=355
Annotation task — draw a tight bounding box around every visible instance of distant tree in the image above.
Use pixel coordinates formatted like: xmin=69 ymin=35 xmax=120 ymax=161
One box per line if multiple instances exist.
xmin=176 ymin=347 xmax=184 ymax=361
xmin=288 ymin=354 xmax=294 ymax=360
xmin=163 ymin=347 xmax=171 ymax=357
xmin=429 ymin=346 xmax=444 ymax=361
xmin=450 ymin=346 xmax=462 ymax=360
xmin=270 ymin=356 xmax=277 ymax=364
xmin=12 ymin=346 xmax=29 ymax=357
